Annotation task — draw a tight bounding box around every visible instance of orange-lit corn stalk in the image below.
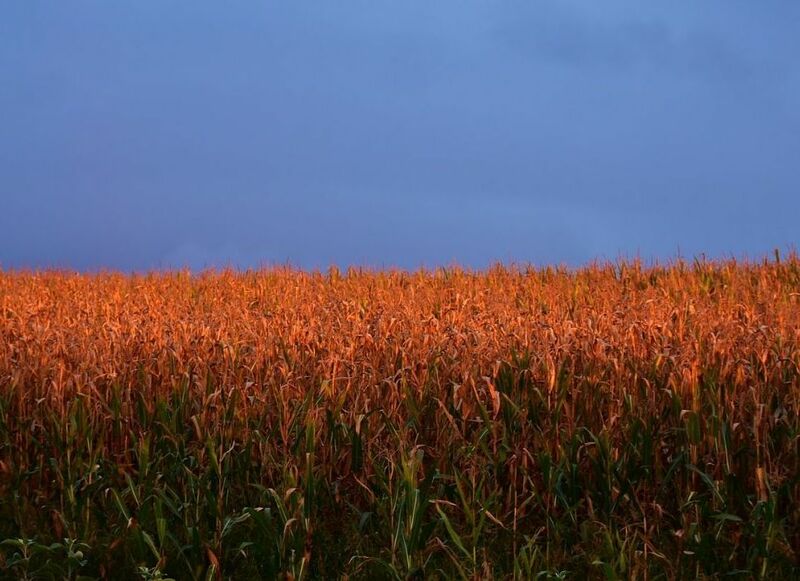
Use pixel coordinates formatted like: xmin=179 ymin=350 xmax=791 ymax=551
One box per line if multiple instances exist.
xmin=0 ymin=257 xmax=798 ymax=578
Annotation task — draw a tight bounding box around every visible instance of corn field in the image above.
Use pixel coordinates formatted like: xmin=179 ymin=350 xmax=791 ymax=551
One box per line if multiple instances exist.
xmin=0 ymin=257 xmax=799 ymax=579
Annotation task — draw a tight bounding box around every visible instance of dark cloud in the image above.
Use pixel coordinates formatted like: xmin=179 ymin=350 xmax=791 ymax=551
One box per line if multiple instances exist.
xmin=494 ymin=3 xmax=756 ymax=80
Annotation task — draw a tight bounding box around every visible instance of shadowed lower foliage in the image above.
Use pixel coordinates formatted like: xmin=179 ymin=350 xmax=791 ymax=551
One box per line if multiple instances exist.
xmin=0 ymin=256 xmax=799 ymax=579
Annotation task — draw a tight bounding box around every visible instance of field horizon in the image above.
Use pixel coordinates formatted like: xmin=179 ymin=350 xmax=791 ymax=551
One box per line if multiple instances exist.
xmin=3 ymin=249 xmax=797 ymax=277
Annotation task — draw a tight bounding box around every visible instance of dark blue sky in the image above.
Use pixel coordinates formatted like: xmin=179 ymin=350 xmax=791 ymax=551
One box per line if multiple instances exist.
xmin=2 ymin=2 xmax=798 ymax=270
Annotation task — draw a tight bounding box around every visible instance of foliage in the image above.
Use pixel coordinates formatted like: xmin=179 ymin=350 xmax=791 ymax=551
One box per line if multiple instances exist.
xmin=0 ymin=257 xmax=798 ymax=578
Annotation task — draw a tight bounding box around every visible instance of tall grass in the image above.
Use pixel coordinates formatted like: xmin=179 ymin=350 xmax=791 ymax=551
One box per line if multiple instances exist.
xmin=0 ymin=257 xmax=798 ymax=578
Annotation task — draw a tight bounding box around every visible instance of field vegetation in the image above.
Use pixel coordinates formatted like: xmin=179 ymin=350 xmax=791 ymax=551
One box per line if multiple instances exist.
xmin=0 ymin=256 xmax=799 ymax=578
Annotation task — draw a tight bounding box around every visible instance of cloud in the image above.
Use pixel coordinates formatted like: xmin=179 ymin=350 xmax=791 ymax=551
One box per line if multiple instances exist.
xmin=492 ymin=2 xmax=755 ymax=82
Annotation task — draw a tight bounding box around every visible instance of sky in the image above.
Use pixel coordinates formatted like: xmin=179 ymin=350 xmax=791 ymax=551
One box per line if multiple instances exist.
xmin=1 ymin=1 xmax=798 ymax=271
